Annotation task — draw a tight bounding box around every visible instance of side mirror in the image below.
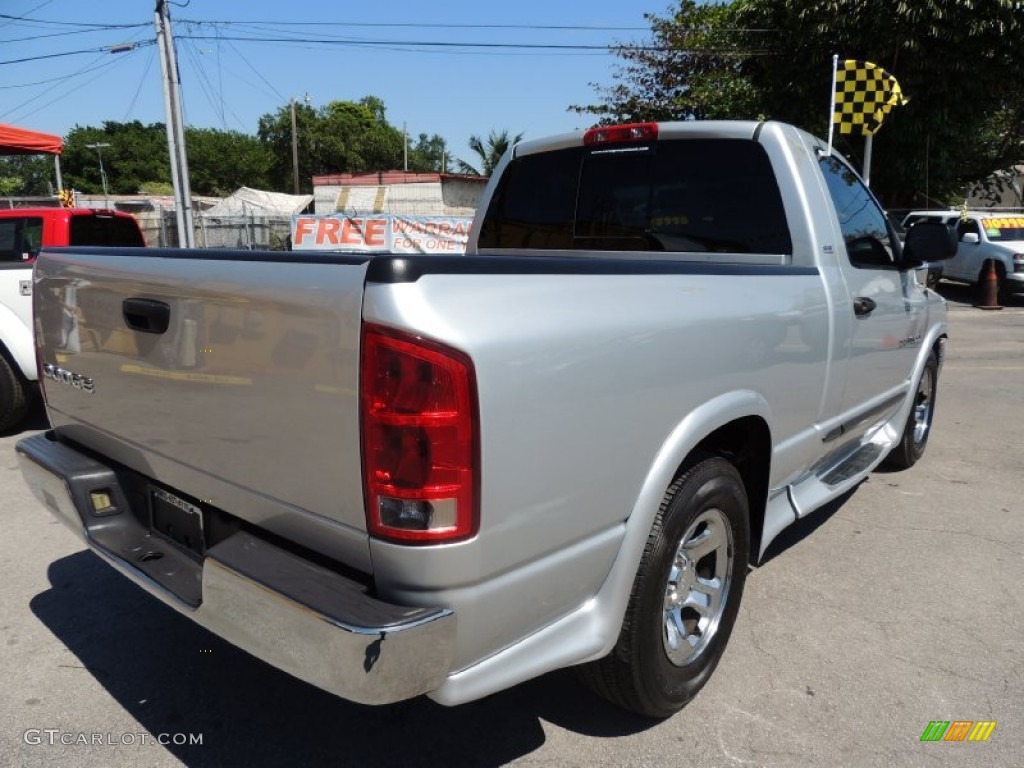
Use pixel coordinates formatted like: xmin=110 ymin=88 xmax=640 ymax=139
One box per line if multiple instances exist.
xmin=960 ymin=232 xmax=979 ymax=244
xmin=848 ymin=235 xmax=896 ymax=268
xmin=903 ymin=220 xmax=957 ymax=268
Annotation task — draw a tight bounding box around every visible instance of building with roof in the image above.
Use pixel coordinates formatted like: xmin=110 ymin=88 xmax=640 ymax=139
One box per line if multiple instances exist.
xmin=312 ymin=171 xmax=487 ymax=217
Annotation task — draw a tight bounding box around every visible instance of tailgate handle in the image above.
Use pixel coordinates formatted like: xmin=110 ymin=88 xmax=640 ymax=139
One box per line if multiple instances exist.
xmin=123 ymin=298 xmax=170 ymax=334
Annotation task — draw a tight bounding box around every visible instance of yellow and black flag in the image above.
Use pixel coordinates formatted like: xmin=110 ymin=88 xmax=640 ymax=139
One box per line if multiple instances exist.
xmin=833 ymin=59 xmax=907 ymax=136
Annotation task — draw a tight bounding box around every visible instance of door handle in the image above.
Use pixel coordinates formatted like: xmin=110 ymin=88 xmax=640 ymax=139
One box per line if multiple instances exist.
xmin=123 ymin=298 xmax=170 ymax=334
xmin=852 ymin=297 xmax=877 ymax=316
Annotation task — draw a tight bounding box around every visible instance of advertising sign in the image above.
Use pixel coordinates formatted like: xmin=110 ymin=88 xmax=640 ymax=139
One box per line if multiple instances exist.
xmin=292 ymin=214 xmax=472 ymax=254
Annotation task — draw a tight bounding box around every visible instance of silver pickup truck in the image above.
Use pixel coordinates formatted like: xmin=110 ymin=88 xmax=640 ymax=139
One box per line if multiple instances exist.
xmin=16 ymin=120 xmax=954 ymax=718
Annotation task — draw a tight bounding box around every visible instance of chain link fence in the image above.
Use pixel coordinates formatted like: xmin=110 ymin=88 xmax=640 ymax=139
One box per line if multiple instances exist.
xmin=136 ymin=211 xmax=293 ymax=250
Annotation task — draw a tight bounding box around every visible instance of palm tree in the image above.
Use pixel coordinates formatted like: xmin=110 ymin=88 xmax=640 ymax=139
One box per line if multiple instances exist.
xmin=456 ymin=129 xmax=524 ymax=177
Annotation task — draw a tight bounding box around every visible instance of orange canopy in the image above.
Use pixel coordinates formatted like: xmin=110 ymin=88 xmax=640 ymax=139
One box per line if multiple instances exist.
xmin=0 ymin=123 xmax=63 ymax=155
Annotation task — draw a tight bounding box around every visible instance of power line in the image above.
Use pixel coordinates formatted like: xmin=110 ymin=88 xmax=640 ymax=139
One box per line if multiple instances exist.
xmin=176 ymin=34 xmax=690 ymax=52
xmin=180 ymin=38 xmax=247 ymax=131
xmin=0 ymin=40 xmax=155 ymax=66
xmin=0 ymin=25 xmax=147 ymax=44
xmin=122 ymin=45 xmax=157 ymax=122
xmin=1 ymin=50 xmax=133 ymax=123
xmin=0 ymin=1 xmax=53 ymax=28
xmin=1 ymin=27 xmax=152 ymax=121
xmin=0 ymin=13 xmax=146 ymax=30
xmin=175 ymin=34 xmax=775 ymax=58
xmin=182 ymin=19 xmax=652 ymax=32
xmin=0 ymin=56 xmax=127 ymax=89
xmin=221 ymin=39 xmax=287 ymax=103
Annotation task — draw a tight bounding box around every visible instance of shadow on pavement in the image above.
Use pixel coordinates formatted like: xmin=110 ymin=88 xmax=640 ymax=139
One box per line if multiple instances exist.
xmin=30 ymin=551 xmax=656 ymax=767
xmin=933 ymin=279 xmax=1023 ymax=309
xmin=758 ymin=486 xmax=858 ymax=567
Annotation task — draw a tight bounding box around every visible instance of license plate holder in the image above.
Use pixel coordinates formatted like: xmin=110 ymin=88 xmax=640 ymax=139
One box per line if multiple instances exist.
xmin=150 ymin=486 xmax=205 ymax=557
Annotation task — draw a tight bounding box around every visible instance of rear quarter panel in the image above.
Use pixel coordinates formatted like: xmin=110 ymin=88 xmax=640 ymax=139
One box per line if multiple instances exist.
xmin=364 ymin=265 xmax=829 ymax=671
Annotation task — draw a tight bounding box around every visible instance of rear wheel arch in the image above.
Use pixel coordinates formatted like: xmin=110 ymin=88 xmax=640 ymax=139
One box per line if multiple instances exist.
xmin=689 ymin=416 xmax=771 ymax=565
xmin=578 ymin=449 xmax=754 ymax=716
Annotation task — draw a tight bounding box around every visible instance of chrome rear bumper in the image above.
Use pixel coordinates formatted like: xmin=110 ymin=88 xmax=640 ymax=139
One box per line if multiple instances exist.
xmin=16 ymin=431 xmax=456 ymax=705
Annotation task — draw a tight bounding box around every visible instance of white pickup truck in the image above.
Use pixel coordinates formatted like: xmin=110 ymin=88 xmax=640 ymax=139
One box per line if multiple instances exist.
xmin=16 ymin=120 xmax=954 ymax=718
xmin=903 ymin=209 xmax=1024 ymax=301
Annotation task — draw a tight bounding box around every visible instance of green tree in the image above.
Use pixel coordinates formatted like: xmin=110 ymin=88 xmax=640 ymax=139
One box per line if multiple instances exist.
xmin=0 ymin=155 xmax=54 ymax=196
xmin=62 ymin=121 xmax=169 ymax=195
xmin=572 ymin=1 xmax=760 ymax=124
xmin=315 ymin=98 xmax=405 ymax=173
xmin=63 ymin=121 xmax=277 ymax=197
xmin=185 ymin=127 xmax=272 ymax=195
xmin=736 ymin=0 xmax=1024 ymax=206
xmin=408 ymin=133 xmax=449 ymax=172
xmin=257 ymin=101 xmax=317 ymax=193
xmin=456 ymin=130 xmax=524 ymax=177
xmin=581 ymin=0 xmax=1024 ymax=207
xmin=257 ymin=95 xmax=407 ymax=192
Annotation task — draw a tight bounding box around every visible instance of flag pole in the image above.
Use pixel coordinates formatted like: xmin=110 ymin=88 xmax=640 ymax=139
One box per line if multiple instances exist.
xmin=826 ymin=54 xmax=838 ymax=155
xmin=863 ymin=133 xmax=873 ymax=187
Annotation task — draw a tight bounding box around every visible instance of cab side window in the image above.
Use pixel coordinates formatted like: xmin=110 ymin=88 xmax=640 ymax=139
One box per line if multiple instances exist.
xmin=0 ymin=216 xmax=42 ymax=264
xmin=956 ymin=218 xmax=979 ymax=240
xmin=818 ymin=156 xmax=897 ymax=268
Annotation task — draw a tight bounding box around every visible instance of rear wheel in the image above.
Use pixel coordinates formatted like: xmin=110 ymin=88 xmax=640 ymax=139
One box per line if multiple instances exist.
xmin=884 ymin=350 xmax=938 ymax=470
xmin=0 ymin=354 xmax=29 ymax=432
xmin=577 ymin=455 xmax=749 ymax=718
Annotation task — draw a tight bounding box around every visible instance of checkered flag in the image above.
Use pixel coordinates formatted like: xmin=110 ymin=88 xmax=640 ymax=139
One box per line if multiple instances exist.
xmin=833 ymin=60 xmax=907 ymax=136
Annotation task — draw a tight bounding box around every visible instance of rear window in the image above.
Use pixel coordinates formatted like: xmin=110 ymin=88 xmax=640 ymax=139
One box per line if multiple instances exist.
xmin=69 ymin=214 xmax=145 ymax=247
xmin=477 ymin=138 xmax=792 ymax=254
xmin=903 ymin=214 xmax=952 ymax=228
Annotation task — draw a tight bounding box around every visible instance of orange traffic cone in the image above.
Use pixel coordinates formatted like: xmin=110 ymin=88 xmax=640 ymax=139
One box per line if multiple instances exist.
xmin=975 ymin=260 xmax=1003 ymax=310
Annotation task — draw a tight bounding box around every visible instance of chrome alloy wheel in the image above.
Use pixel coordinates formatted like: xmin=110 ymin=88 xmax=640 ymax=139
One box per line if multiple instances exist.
xmin=663 ymin=508 xmax=734 ymax=666
xmin=912 ymin=365 xmax=936 ymax=446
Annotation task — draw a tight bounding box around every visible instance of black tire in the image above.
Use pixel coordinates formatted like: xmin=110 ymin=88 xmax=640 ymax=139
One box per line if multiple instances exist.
xmin=0 ymin=353 xmax=29 ymax=433
xmin=884 ymin=350 xmax=938 ymax=470
xmin=577 ymin=455 xmax=749 ymax=718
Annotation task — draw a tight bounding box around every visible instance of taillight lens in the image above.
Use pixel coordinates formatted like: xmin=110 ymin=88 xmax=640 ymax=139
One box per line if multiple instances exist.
xmin=360 ymin=324 xmax=478 ymax=543
xmin=583 ymin=122 xmax=658 ymax=146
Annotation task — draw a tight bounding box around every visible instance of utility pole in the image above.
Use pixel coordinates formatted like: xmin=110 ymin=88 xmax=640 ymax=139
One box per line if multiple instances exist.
xmin=290 ymin=98 xmax=300 ymax=195
xmin=154 ymin=0 xmax=195 ymax=247
xmin=85 ymin=142 xmax=111 ymax=205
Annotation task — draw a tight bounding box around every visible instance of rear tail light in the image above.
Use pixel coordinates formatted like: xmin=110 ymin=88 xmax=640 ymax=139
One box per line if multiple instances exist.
xmin=360 ymin=324 xmax=478 ymax=543
xmin=583 ymin=122 xmax=658 ymax=146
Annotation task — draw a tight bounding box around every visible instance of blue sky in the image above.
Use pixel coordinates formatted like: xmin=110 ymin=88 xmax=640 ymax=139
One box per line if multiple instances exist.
xmin=1 ymin=0 xmax=659 ymax=171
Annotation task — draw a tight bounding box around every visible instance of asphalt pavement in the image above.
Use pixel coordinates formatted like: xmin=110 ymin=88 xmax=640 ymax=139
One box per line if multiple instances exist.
xmin=1 ymin=281 xmax=1021 ymax=768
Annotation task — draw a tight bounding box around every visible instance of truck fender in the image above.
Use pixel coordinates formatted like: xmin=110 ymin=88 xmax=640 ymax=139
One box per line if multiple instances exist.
xmin=587 ymin=389 xmax=773 ymax=659
xmin=893 ymin=324 xmax=947 ymax=426
xmin=0 ymin=302 xmax=37 ymax=381
xmin=430 ymin=389 xmax=774 ymax=706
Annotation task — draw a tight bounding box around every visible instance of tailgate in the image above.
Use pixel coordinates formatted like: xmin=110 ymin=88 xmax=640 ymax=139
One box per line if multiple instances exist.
xmin=33 ymin=248 xmax=372 ymax=555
